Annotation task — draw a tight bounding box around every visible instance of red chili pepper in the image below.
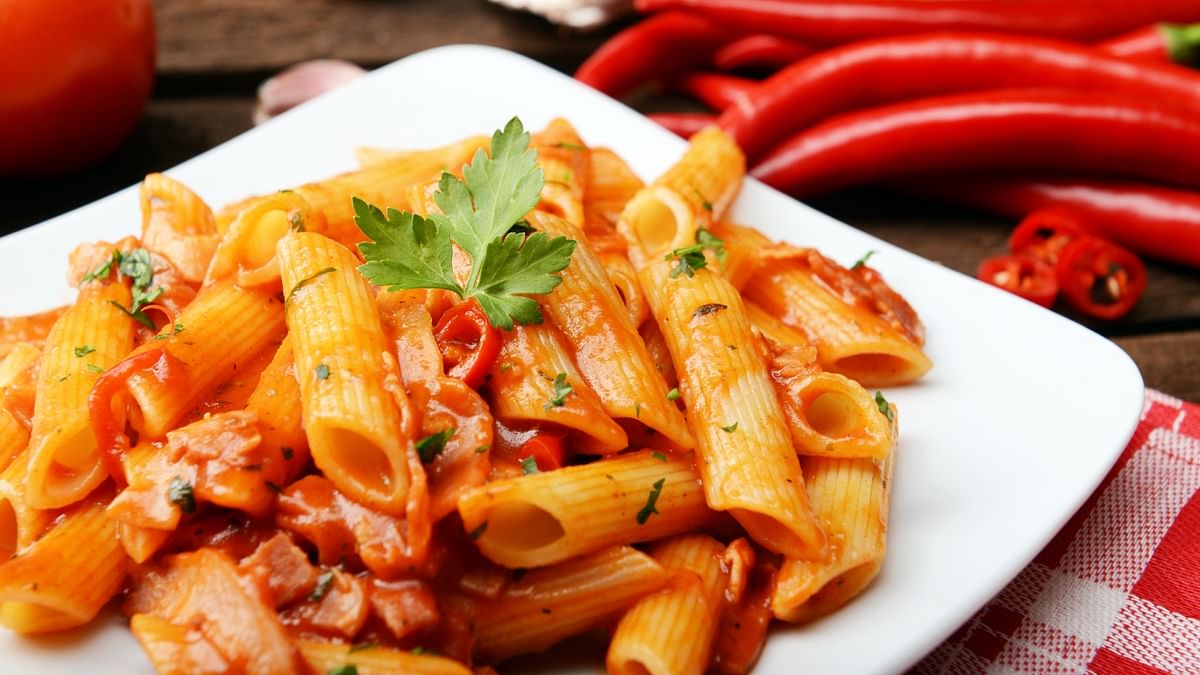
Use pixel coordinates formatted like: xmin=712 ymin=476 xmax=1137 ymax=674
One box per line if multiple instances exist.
xmin=670 ymin=72 xmax=758 ymax=111
xmin=635 ymin=0 xmax=1200 ymax=43
xmin=752 ymin=89 xmax=1200 ymax=197
xmin=1009 ymin=209 xmax=1087 ymax=265
xmin=977 ymin=254 xmax=1059 ymax=307
xmin=889 ymin=175 xmax=1200 ymax=268
xmin=719 ymin=32 xmax=1200 ymax=159
xmin=1056 ymin=237 xmax=1147 ymax=320
xmin=515 ymin=430 xmax=567 ymax=472
xmin=1097 ymin=22 xmax=1200 ymax=65
xmin=574 ymin=11 xmax=738 ymax=98
xmin=648 ymin=112 xmax=717 ymax=138
xmin=712 ymin=34 xmax=816 ymax=71
xmin=434 ymin=299 xmax=501 ymax=389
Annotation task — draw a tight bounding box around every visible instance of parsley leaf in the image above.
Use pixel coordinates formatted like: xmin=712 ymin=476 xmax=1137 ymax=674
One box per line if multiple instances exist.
xmin=309 ymin=570 xmax=335 ymax=601
xmin=666 ymin=388 xmax=681 ymax=401
xmin=74 ymin=345 xmax=95 ymax=358
xmin=327 ymin=666 xmax=357 ymax=675
xmin=315 ymin=364 xmax=330 ymax=380
xmin=651 ymin=451 xmax=668 ymax=462
xmin=347 ymin=643 xmax=376 ymax=654
xmin=85 ymin=363 xmax=104 ymax=374
xmin=544 ymin=372 xmax=572 ymax=409
xmin=636 ymin=478 xmax=666 ymax=525
xmin=468 ymin=521 xmax=488 ymax=540
xmin=521 ymin=456 xmax=540 ymax=475
xmin=875 ymin=391 xmax=895 ymax=424
xmin=416 ymin=428 xmax=455 ymax=464
xmin=852 ymin=250 xmax=877 ymax=270
xmin=721 ymin=422 xmax=738 ymax=433
xmin=95 ymin=248 xmax=162 ymax=328
xmin=356 ymin=117 xmax=577 ymax=331
xmin=167 ymin=477 xmax=196 ymax=514
xmin=666 ymin=228 xmax=726 ymax=279
xmin=286 ymin=266 xmax=337 ymax=304
xmin=81 ymin=252 xmax=118 ymax=283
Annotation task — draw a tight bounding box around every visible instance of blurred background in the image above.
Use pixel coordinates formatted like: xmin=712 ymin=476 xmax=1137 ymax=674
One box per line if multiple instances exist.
xmin=1 ymin=0 xmax=1197 ymax=400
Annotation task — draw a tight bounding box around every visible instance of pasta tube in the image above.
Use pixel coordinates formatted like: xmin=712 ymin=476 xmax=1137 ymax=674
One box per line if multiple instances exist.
xmin=297 ymin=641 xmax=471 ymax=675
xmin=140 ymin=173 xmax=220 ymax=284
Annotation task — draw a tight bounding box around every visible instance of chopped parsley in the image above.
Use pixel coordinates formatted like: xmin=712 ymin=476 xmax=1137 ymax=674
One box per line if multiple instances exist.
xmin=85 ymin=363 xmax=104 ymax=374
xmin=692 ymin=302 xmax=727 ymax=319
xmin=167 ymin=476 xmax=196 ymax=514
xmin=286 ymin=266 xmax=336 ymax=303
xmin=720 ymin=422 xmax=738 ymax=433
xmin=665 ymin=228 xmax=726 ymax=279
xmin=100 ymin=248 xmax=163 ymax=329
xmin=554 ymin=141 xmax=586 ymax=151
xmin=875 ymin=391 xmax=895 ymax=424
xmin=691 ymin=186 xmax=714 ymax=212
xmin=289 ymin=211 xmax=306 ymax=233
xmin=327 ymin=665 xmax=358 ymax=675
xmin=309 ymin=569 xmax=335 ymax=601
xmin=356 ymin=117 xmax=577 ymax=331
xmin=468 ymin=521 xmax=488 ymax=540
xmin=347 ymin=642 xmax=376 ymax=654
xmin=475 ymin=445 xmax=490 ymax=454
xmin=651 ymin=451 xmax=668 ymax=462
xmin=636 ymin=478 xmax=666 ymax=525
xmin=666 ymin=388 xmax=681 ymax=401
xmin=544 ymin=372 xmax=572 ymax=409
xmin=851 ymin=250 xmax=877 ymax=270
xmin=315 ymin=363 xmax=330 ymax=380
xmin=73 ymin=345 xmax=95 ymax=358
xmin=416 ymin=428 xmax=455 ymax=464
xmin=411 ymin=647 xmax=438 ymax=656
xmin=521 ymin=456 xmax=540 ymax=475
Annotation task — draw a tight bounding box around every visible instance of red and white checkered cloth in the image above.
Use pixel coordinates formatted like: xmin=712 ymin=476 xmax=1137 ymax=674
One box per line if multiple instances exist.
xmin=913 ymin=389 xmax=1200 ymax=675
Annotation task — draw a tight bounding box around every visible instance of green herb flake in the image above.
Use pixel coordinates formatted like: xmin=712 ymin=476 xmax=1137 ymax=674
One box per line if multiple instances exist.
xmin=73 ymin=345 xmax=95 ymax=358
xmin=356 ymin=117 xmax=577 ymax=331
xmin=475 ymin=445 xmax=490 ymax=454
xmin=651 ymin=451 xmax=668 ymax=462
xmin=85 ymin=363 xmax=104 ymax=374
xmin=721 ymin=422 xmax=738 ymax=433
xmin=315 ymin=363 xmax=331 ymax=380
xmin=852 ymin=250 xmax=877 ymax=270
xmin=468 ymin=521 xmax=488 ymax=540
xmin=167 ymin=476 xmax=196 ymax=514
xmin=81 ymin=252 xmax=118 ymax=283
xmin=309 ymin=569 xmax=335 ymax=601
xmin=636 ymin=478 xmax=666 ymax=525
xmin=327 ymin=665 xmax=358 ymax=675
xmin=416 ymin=428 xmax=456 ymax=464
xmin=287 ymin=266 xmax=336 ymax=303
xmin=666 ymin=388 xmax=681 ymax=401
xmin=874 ymin=391 xmax=895 ymax=424
xmin=665 ymin=228 xmax=726 ymax=279
xmin=347 ymin=642 xmax=376 ymax=654
xmin=554 ymin=141 xmax=586 ymax=151
xmin=544 ymin=372 xmax=572 ymax=409
xmin=521 ymin=456 xmax=540 ymax=475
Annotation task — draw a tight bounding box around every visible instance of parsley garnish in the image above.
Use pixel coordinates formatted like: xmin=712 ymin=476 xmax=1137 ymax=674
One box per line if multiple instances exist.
xmin=468 ymin=521 xmax=488 ymax=540
xmin=315 ymin=363 xmax=330 ymax=380
xmin=475 ymin=445 xmax=490 ymax=454
xmin=327 ymin=665 xmax=358 ymax=675
xmin=85 ymin=363 xmax=104 ymax=374
xmin=554 ymin=141 xmax=586 ymax=151
xmin=286 ymin=266 xmax=336 ymax=303
xmin=411 ymin=647 xmax=438 ymax=656
xmin=108 ymin=248 xmax=163 ymax=329
xmin=521 ymin=456 xmax=540 ymax=475
xmin=721 ymin=422 xmax=738 ymax=433
xmin=309 ymin=570 xmax=334 ymax=601
xmin=666 ymin=228 xmax=726 ymax=279
xmin=875 ymin=391 xmax=895 ymax=424
xmin=357 ymin=117 xmax=577 ymax=331
xmin=81 ymin=252 xmax=118 ymax=283
xmin=416 ymin=428 xmax=455 ymax=464
xmin=74 ymin=345 xmax=95 ymax=358
xmin=167 ymin=476 xmax=196 ymax=514
xmin=636 ymin=478 xmax=666 ymax=525
xmin=666 ymin=388 xmax=681 ymax=401
xmin=651 ymin=451 xmax=668 ymax=462
xmin=852 ymin=250 xmax=877 ymax=270
xmin=348 ymin=642 xmax=376 ymax=654
xmin=544 ymin=372 xmax=572 ymax=409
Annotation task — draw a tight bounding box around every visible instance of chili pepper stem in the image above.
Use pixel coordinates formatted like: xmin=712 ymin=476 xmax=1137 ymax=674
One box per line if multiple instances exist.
xmin=1162 ymin=22 xmax=1200 ymax=64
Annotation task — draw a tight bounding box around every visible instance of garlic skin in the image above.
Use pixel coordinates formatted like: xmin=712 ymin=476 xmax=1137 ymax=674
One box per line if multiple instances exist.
xmin=488 ymin=0 xmax=633 ymax=29
xmin=254 ymin=59 xmax=368 ymax=125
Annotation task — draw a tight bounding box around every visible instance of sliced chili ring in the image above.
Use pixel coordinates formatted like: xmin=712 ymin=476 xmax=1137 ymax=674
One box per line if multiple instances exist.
xmin=515 ymin=430 xmax=568 ymax=472
xmin=1009 ymin=208 xmax=1089 ymax=265
xmin=977 ymin=254 xmax=1059 ymax=307
xmin=1056 ymin=237 xmax=1146 ymax=320
xmin=433 ymin=298 xmax=501 ymax=389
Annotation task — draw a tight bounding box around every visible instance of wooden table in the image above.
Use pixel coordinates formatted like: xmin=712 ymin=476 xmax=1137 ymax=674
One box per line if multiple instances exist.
xmin=3 ymin=0 xmax=1197 ymax=401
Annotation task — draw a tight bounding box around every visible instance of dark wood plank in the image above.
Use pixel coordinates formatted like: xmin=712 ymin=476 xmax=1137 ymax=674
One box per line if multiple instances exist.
xmin=1115 ymin=330 xmax=1200 ymax=402
xmin=154 ymin=0 xmax=612 ymax=81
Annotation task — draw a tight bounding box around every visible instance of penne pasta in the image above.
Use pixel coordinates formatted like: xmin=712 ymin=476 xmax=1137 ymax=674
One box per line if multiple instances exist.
xmin=0 ymin=451 xmax=54 ymax=559
xmin=205 ymin=190 xmax=324 ymax=289
xmin=458 ymin=450 xmax=718 ymax=568
xmin=140 ymin=173 xmax=220 ymax=284
xmin=0 ymin=308 xmax=65 ymax=360
xmin=296 ymin=640 xmax=472 ymax=675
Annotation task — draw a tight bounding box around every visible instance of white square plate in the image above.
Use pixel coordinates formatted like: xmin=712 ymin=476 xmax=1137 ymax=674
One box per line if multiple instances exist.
xmin=0 ymin=45 xmax=1144 ymax=674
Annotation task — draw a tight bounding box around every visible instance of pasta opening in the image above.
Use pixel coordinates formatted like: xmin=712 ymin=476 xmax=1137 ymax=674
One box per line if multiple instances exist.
xmin=244 ymin=210 xmax=291 ymax=270
xmin=0 ymin=498 xmax=15 ymax=559
xmin=628 ymin=197 xmax=680 ymax=259
xmin=484 ymin=502 xmax=565 ymax=550
xmin=790 ymin=560 xmax=883 ymax=623
xmin=805 ymin=392 xmax=861 ymax=439
xmin=831 ymin=353 xmax=909 ymax=385
xmin=612 ymin=660 xmax=654 ymax=675
xmin=321 ymin=428 xmax=394 ymax=494
xmin=47 ymin=427 xmax=96 ymax=471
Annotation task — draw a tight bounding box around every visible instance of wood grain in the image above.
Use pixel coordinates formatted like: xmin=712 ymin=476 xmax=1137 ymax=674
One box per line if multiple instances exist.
xmin=1116 ymin=331 xmax=1200 ymax=403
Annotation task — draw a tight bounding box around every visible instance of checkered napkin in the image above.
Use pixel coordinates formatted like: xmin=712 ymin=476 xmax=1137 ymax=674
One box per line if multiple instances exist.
xmin=912 ymin=389 xmax=1200 ymax=675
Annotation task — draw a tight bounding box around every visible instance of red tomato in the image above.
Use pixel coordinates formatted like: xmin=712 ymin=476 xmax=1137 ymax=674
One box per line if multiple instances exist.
xmin=977 ymin=254 xmax=1059 ymax=307
xmin=434 ymin=299 xmax=501 ymax=389
xmin=1009 ymin=208 xmax=1086 ymax=265
xmin=0 ymin=0 xmax=156 ymax=176
xmin=1056 ymin=237 xmax=1146 ymax=320
xmin=516 ymin=431 xmax=567 ymax=472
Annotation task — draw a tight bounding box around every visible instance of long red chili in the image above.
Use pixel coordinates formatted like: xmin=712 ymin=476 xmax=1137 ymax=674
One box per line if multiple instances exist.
xmin=670 ymin=72 xmax=758 ymax=110
xmin=752 ymin=89 xmax=1200 ymax=197
xmin=574 ymin=11 xmax=738 ymax=98
xmin=712 ymin=34 xmax=816 ymax=71
xmin=648 ymin=112 xmax=717 ymax=138
xmin=719 ymin=32 xmax=1200 ymax=159
xmin=1097 ymin=22 xmax=1200 ymax=65
xmin=635 ymin=0 xmax=1200 ymax=43
xmin=891 ymin=175 xmax=1200 ymax=268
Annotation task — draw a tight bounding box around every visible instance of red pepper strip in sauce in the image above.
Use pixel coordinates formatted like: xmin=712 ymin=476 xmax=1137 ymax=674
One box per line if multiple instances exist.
xmin=433 ymin=299 xmax=500 ymax=389
xmin=88 ymin=347 xmax=188 ymax=483
xmin=574 ymin=11 xmax=740 ymax=98
xmin=1056 ymin=237 xmax=1147 ymax=320
xmin=712 ymin=34 xmax=816 ymax=72
xmin=647 ymin=112 xmax=718 ymax=139
xmin=977 ymin=254 xmax=1060 ymax=308
xmin=670 ymin=72 xmax=759 ymax=111
xmin=889 ymin=174 xmax=1200 ymax=269
xmin=1009 ymin=208 xmax=1088 ymax=266
xmin=634 ymin=0 xmax=1200 ymax=44
xmin=752 ymin=89 xmax=1200 ymax=198
xmin=719 ymin=32 xmax=1200 ymax=159
xmin=515 ymin=430 xmax=567 ymax=472
xmin=1097 ymin=22 xmax=1200 ymax=65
